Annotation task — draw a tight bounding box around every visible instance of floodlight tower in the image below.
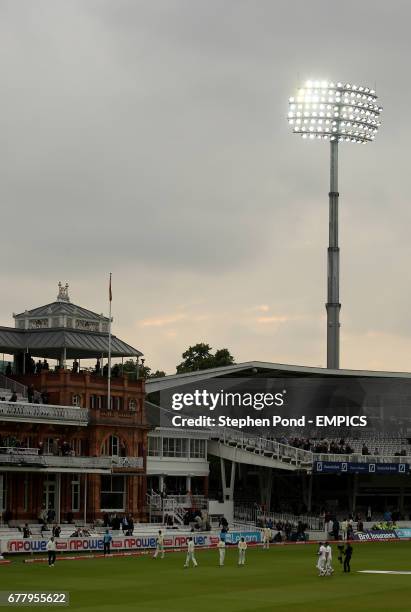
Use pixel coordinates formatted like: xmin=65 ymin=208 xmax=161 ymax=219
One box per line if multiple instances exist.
xmin=288 ymin=80 xmax=382 ymax=369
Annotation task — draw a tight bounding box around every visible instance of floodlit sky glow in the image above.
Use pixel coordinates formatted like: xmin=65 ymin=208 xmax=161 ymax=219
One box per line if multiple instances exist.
xmin=288 ymin=80 xmax=382 ymax=143
xmin=1 ymin=0 xmax=411 ymax=374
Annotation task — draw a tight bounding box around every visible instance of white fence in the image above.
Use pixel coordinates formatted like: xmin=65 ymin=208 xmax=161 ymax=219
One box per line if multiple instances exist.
xmin=234 ymin=504 xmax=323 ymax=530
xmin=0 ymin=401 xmax=89 ymax=425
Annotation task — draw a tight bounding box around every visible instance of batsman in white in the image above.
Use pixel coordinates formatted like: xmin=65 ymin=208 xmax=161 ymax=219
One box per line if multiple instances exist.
xmin=317 ymin=541 xmax=326 ymax=576
xmin=262 ymin=527 xmax=271 ymax=549
xmin=184 ymin=537 xmax=198 ymax=568
xmin=217 ymin=538 xmax=226 ymax=566
xmin=325 ymin=542 xmax=334 ymax=576
xmin=153 ymin=530 xmax=165 ymax=559
xmin=238 ymin=537 xmax=247 ymax=566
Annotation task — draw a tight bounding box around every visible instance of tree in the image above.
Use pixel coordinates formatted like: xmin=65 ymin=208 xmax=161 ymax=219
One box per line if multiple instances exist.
xmin=176 ymin=343 xmax=235 ymax=373
xmin=148 ymin=370 xmax=166 ymax=379
xmin=111 ymin=359 xmax=166 ymax=380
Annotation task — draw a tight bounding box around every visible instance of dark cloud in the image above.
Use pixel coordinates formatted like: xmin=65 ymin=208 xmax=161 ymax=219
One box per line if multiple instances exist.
xmin=1 ymin=0 xmax=410 ymax=372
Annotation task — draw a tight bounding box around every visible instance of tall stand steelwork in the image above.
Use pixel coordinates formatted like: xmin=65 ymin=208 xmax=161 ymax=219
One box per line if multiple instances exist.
xmin=326 ymin=140 xmax=340 ymax=369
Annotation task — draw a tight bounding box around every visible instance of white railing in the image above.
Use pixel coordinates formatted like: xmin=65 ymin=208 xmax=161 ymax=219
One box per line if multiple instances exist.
xmin=0 ymin=453 xmax=111 ymax=469
xmin=0 ymin=447 xmax=39 ymax=455
xmin=314 ymin=453 xmax=411 ymax=464
xmin=147 ymin=494 xmax=207 ymax=510
xmin=0 ymin=445 xmax=143 ymax=471
xmin=167 ymin=494 xmax=207 ymax=508
xmin=0 ymin=373 xmax=27 ymax=397
xmin=111 ymin=456 xmax=144 ymax=469
xmin=43 ymin=456 xmax=112 ymax=469
xmin=214 ymin=429 xmax=411 ymax=469
xmin=0 ymin=401 xmax=89 ymax=425
xmin=0 ymin=374 xmax=42 ymax=402
xmin=212 ymin=428 xmax=313 ymax=466
xmin=233 ymin=504 xmax=323 ymax=530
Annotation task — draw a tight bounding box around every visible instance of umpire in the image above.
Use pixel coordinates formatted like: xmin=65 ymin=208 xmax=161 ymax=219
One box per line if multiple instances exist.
xmin=343 ymin=543 xmax=353 ymax=573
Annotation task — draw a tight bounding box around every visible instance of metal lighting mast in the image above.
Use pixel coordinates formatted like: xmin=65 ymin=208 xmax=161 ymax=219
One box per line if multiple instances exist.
xmin=288 ymin=80 xmax=382 ymax=369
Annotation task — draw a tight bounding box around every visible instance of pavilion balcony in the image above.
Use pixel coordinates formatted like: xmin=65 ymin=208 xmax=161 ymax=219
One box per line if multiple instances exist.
xmin=0 ymin=448 xmax=143 ymax=473
xmin=0 ymin=401 xmax=89 ymax=426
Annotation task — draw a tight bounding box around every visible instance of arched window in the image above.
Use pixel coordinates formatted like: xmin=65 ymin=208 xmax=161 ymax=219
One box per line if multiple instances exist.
xmin=101 ymin=435 xmax=126 ymax=457
xmin=128 ymin=399 xmax=136 ymax=411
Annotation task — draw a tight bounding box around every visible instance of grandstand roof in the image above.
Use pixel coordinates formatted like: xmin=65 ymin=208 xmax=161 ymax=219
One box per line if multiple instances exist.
xmin=0 ymin=326 xmax=142 ymax=359
xmin=146 ymin=360 xmax=411 ymax=393
xmin=14 ymin=301 xmax=109 ymax=322
xmin=0 ymin=283 xmax=143 ymax=359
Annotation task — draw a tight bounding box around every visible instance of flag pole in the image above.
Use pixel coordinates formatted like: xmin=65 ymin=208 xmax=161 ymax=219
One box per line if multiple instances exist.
xmin=108 ymin=273 xmax=112 ymax=410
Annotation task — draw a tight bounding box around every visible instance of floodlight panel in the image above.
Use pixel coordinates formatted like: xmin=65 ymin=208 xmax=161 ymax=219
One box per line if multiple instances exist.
xmin=288 ymin=81 xmax=382 ymax=143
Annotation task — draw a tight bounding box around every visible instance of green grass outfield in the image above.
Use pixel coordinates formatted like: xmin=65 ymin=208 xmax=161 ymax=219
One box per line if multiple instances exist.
xmin=2 ymin=542 xmax=411 ymax=611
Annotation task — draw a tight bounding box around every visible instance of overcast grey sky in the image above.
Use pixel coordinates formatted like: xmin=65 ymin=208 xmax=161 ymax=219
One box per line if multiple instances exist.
xmin=1 ymin=0 xmax=410 ymax=373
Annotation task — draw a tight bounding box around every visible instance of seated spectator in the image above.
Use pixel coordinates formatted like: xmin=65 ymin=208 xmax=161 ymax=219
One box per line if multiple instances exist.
xmin=362 ymin=444 xmax=369 ymax=455
xmin=22 ymin=523 xmax=32 ymax=539
xmin=9 ymin=392 xmax=17 ymax=402
xmin=70 ymin=528 xmax=81 ymax=537
xmin=52 ymin=524 xmax=61 ymax=538
xmin=61 ymin=441 xmax=71 ymax=456
xmin=47 ymin=507 xmax=56 ymax=523
xmin=121 ymin=515 xmax=129 ymax=533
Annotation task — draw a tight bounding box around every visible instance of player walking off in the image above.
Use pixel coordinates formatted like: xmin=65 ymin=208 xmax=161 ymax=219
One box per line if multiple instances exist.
xmin=153 ymin=530 xmax=165 ymax=559
xmin=103 ymin=529 xmax=112 ymax=556
xmin=238 ymin=537 xmax=247 ymax=566
xmin=184 ymin=537 xmax=198 ymax=568
xmin=317 ymin=542 xmax=326 ymax=576
xmin=325 ymin=542 xmax=334 ymax=576
xmin=262 ymin=526 xmax=271 ymax=549
xmin=47 ymin=536 xmax=57 ymax=567
xmin=343 ymin=543 xmax=353 ymax=573
xmin=217 ymin=538 xmax=226 ymax=566
xmin=341 ymin=519 xmax=348 ymax=541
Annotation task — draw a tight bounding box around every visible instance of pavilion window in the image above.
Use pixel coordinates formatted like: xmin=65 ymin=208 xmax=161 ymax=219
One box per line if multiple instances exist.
xmin=128 ymin=398 xmax=136 ymax=411
xmin=72 ymin=394 xmax=81 ymax=407
xmin=0 ymin=475 xmax=7 ymax=511
xmin=101 ymin=435 xmax=121 ymax=457
xmin=45 ymin=438 xmax=55 ymax=455
xmin=100 ymin=476 xmax=125 ymax=511
xmin=71 ymin=476 xmax=80 ymax=512
xmin=163 ymin=438 xmax=187 ymax=458
xmin=71 ymin=439 xmax=82 ymax=456
xmin=114 ymin=397 xmax=122 ymax=410
xmin=148 ymin=437 xmax=160 ymax=457
xmin=23 ymin=477 xmax=29 ymax=512
xmin=28 ymin=318 xmax=48 ymax=329
xmin=190 ymin=439 xmax=206 ymax=459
